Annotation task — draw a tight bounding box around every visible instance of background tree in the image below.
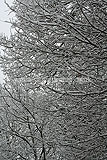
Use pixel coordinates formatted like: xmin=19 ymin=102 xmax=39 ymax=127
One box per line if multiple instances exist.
xmin=0 ymin=0 xmax=107 ymax=159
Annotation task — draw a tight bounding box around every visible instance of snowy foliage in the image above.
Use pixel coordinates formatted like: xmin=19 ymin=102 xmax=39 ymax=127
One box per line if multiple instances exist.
xmin=0 ymin=0 xmax=107 ymax=159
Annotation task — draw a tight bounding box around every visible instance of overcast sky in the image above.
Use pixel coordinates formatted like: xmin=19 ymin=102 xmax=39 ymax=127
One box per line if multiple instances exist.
xmin=0 ymin=0 xmax=14 ymax=83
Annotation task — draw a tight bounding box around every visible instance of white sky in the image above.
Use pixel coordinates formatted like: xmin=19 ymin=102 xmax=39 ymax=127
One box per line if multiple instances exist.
xmin=0 ymin=0 xmax=14 ymax=83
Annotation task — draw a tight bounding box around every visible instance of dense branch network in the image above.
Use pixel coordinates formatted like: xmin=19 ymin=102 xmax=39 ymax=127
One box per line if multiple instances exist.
xmin=0 ymin=0 xmax=107 ymax=160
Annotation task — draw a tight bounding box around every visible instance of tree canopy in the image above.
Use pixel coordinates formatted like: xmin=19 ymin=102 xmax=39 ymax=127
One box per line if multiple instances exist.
xmin=0 ymin=0 xmax=107 ymax=160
